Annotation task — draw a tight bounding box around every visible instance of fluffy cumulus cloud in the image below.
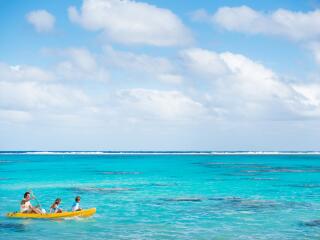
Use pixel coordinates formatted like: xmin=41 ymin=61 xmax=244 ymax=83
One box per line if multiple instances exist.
xmin=116 ymin=88 xmax=205 ymax=120
xmin=26 ymin=10 xmax=55 ymax=32
xmin=180 ymin=48 xmax=320 ymax=119
xmin=193 ymin=6 xmax=320 ymax=66
xmin=0 ymin=63 xmax=54 ymax=82
xmin=103 ymin=46 xmax=183 ymax=84
xmin=2 ymin=43 xmax=320 ymax=128
xmin=291 ymin=84 xmax=320 ymax=117
xmin=49 ymin=46 xmax=181 ymax=84
xmin=211 ymin=6 xmax=320 ymax=41
xmin=0 ymin=46 xmax=194 ymax=125
xmin=54 ymin=48 xmax=109 ymax=82
xmin=68 ymin=0 xmax=192 ymax=46
xmin=0 ymin=80 xmax=90 ymax=110
xmin=180 ymin=48 xmax=228 ymax=77
xmin=0 ymin=60 xmax=97 ymax=124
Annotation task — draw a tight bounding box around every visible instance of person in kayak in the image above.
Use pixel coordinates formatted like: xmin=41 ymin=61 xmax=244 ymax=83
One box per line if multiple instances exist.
xmin=20 ymin=192 xmax=42 ymax=214
xmin=71 ymin=196 xmax=82 ymax=211
xmin=50 ymin=198 xmax=63 ymax=213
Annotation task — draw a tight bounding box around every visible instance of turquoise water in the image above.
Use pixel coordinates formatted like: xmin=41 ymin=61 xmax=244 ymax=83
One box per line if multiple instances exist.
xmin=1 ymin=153 xmax=320 ymax=239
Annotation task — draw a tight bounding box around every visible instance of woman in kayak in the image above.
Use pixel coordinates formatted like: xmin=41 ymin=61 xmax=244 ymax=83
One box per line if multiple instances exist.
xmin=72 ymin=196 xmax=82 ymax=211
xmin=50 ymin=198 xmax=63 ymax=213
xmin=20 ymin=192 xmax=42 ymax=214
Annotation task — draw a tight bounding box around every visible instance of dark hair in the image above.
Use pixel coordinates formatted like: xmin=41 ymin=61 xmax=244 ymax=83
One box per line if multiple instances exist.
xmin=55 ymin=198 xmax=61 ymax=204
xmin=24 ymin=192 xmax=30 ymax=198
xmin=75 ymin=196 xmax=81 ymax=201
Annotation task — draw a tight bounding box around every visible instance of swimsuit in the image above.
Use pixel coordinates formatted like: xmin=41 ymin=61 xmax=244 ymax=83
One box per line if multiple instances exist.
xmin=50 ymin=204 xmax=61 ymax=213
xmin=72 ymin=202 xmax=80 ymax=211
xmin=20 ymin=200 xmax=31 ymax=213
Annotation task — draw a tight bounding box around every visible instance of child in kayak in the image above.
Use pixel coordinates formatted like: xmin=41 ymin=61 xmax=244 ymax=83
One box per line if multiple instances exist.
xmin=50 ymin=198 xmax=63 ymax=213
xmin=20 ymin=192 xmax=42 ymax=214
xmin=71 ymin=196 xmax=82 ymax=211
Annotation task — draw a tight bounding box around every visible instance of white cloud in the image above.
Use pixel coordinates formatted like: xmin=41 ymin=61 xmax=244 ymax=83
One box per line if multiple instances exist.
xmin=26 ymin=10 xmax=55 ymax=32
xmin=103 ymin=46 xmax=182 ymax=84
xmin=1 ymin=45 xmax=320 ymax=127
xmin=291 ymin=84 xmax=320 ymax=116
xmin=309 ymin=42 xmax=320 ymax=65
xmin=180 ymin=48 xmax=320 ymax=119
xmin=211 ymin=6 xmax=320 ymax=41
xmin=157 ymin=74 xmax=183 ymax=84
xmin=219 ymin=51 xmax=291 ymax=101
xmin=0 ymin=62 xmax=54 ymax=82
xmin=194 ymin=6 xmax=320 ymax=66
xmin=64 ymin=48 xmax=97 ymax=72
xmin=68 ymin=0 xmax=192 ymax=46
xmin=0 ymin=58 xmax=99 ymax=124
xmin=49 ymin=48 xmax=109 ymax=82
xmin=116 ymin=88 xmax=206 ymax=120
xmin=0 ymin=110 xmax=32 ymax=123
xmin=180 ymin=48 xmax=228 ymax=77
xmin=0 ymin=81 xmax=90 ymax=112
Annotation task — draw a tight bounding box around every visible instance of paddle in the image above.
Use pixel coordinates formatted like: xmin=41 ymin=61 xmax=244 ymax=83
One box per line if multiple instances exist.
xmin=29 ymin=189 xmax=42 ymax=209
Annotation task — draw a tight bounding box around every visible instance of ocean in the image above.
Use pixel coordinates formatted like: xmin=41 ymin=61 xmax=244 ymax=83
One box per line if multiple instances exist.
xmin=1 ymin=152 xmax=320 ymax=239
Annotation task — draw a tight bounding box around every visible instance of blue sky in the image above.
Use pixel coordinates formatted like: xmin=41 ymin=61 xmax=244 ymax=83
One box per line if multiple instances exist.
xmin=1 ymin=0 xmax=320 ymax=150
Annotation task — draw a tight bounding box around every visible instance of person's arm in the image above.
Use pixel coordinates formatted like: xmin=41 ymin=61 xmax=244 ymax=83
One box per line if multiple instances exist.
xmin=21 ymin=199 xmax=32 ymax=207
xmin=49 ymin=204 xmax=54 ymax=213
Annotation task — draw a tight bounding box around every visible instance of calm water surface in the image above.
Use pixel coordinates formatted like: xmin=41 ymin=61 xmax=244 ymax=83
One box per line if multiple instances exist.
xmin=1 ymin=153 xmax=320 ymax=239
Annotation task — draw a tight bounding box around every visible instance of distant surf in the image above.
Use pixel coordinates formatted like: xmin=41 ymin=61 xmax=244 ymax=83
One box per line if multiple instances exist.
xmin=0 ymin=151 xmax=320 ymax=155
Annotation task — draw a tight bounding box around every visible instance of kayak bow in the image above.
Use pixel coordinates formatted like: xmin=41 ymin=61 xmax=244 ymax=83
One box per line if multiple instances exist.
xmin=6 ymin=208 xmax=96 ymax=219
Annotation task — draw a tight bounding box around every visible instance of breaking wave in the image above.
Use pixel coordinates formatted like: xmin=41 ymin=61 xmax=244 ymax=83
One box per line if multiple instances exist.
xmin=1 ymin=151 xmax=320 ymax=155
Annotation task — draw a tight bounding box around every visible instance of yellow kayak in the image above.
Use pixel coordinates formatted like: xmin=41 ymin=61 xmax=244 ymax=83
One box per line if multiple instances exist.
xmin=6 ymin=208 xmax=96 ymax=219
